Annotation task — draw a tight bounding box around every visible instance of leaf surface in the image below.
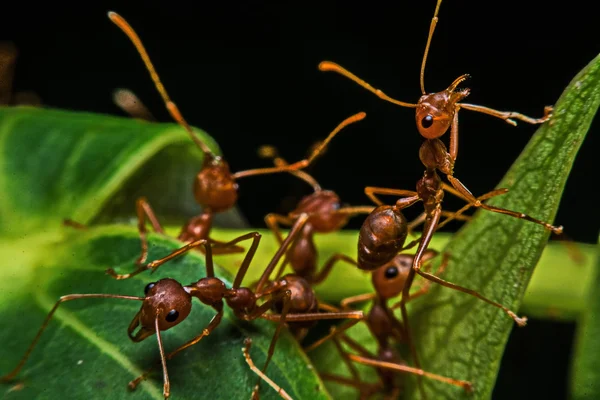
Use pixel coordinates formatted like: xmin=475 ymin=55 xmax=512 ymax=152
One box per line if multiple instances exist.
xmin=0 ymin=226 xmax=329 ymax=400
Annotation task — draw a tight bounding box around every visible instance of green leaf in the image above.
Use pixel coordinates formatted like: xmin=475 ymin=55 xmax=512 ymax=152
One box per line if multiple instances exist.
xmin=0 ymin=225 xmax=329 ymax=400
xmin=212 ymin=228 xmax=596 ymax=399
xmin=400 ymin=54 xmax=600 ymax=399
xmin=212 ymin=229 xmax=598 ymax=320
xmin=0 ymin=106 xmax=245 ymax=238
xmin=570 ymin=236 xmax=600 ymax=399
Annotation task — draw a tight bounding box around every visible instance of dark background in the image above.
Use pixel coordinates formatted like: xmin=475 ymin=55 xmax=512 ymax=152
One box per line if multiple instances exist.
xmin=1 ymin=1 xmax=597 ymax=399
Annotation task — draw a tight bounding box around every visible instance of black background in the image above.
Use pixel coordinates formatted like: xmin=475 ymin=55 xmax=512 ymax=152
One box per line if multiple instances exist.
xmin=1 ymin=1 xmax=598 ymax=399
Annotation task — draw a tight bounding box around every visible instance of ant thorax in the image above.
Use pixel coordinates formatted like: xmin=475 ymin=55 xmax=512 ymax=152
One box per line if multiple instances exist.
xmin=193 ymin=157 xmax=238 ymax=212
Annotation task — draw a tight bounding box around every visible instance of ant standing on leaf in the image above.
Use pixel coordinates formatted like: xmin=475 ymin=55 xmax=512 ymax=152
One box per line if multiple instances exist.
xmin=305 ymin=250 xmax=473 ymax=399
xmin=258 ymin=144 xmax=375 ymax=285
xmin=80 ymin=12 xmax=366 ymax=272
xmin=1 ymin=214 xmax=364 ymax=399
xmin=310 ymin=0 xmax=562 ymax=333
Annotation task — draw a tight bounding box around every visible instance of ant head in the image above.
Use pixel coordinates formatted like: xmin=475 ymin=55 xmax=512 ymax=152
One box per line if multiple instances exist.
xmin=416 ymin=74 xmax=471 ymax=139
xmin=294 ymin=190 xmax=348 ymax=233
xmin=371 ymin=254 xmax=413 ymax=299
xmin=128 ymin=278 xmax=193 ymax=342
xmin=193 ymin=158 xmax=239 ymax=212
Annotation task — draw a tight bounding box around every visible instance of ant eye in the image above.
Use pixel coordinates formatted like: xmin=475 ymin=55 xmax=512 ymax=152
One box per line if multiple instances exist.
xmin=144 ymin=282 xmax=156 ymax=295
xmin=421 ymin=115 xmax=434 ymax=128
xmin=384 ymin=267 xmax=399 ymax=279
xmin=165 ymin=310 xmax=179 ymax=322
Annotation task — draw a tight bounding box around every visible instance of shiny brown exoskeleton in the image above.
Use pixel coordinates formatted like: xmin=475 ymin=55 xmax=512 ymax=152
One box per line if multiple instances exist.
xmin=307 ymin=251 xmax=473 ymax=398
xmin=305 ymin=0 xmax=564 ymax=329
xmin=319 ymin=0 xmax=554 ymax=169
xmin=260 ymin=145 xmax=375 ymax=284
xmin=1 ymin=214 xmax=363 ymax=399
xmin=103 ymin=12 xmax=366 ymax=278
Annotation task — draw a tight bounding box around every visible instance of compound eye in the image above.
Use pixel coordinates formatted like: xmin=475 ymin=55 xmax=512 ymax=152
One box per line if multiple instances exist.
xmin=144 ymin=282 xmax=156 ymax=295
xmin=421 ymin=115 xmax=434 ymax=129
xmin=384 ymin=266 xmax=399 ymax=279
xmin=165 ymin=310 xmax=179 ymax=322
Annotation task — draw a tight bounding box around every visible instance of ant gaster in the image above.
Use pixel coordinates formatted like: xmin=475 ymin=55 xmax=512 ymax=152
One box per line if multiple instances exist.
xmin=1 ymin=214 xmax=363 ymax=399
xmin=105 ymin=12 xmax=366 ymax=275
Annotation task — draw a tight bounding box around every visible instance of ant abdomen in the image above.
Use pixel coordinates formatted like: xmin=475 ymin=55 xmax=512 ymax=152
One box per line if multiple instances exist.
xmin=357 ymin=206 xmax=408 ymax=271
xmin=178 ymin=213 xmax=212 ymax=242
xmin=292 ymin=190 xmax=348 ymax=233
xmin=193 ymin=159 xmax=238 ymax=212
xmin=287 ymin=228 xmax=318 ymax=277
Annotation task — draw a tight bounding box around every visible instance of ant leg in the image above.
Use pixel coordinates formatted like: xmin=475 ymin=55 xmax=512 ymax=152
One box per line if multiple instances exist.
xmin=460 ymin=102 xmax=553 ymax=126
xmin=364 ymin=187 xmax=419 ymax=207
xmin=312 ymin=253 xmax=357 ymax=284
xmin=436 ymin=187 xmax=509 ymax=230
xmin=447 ymin=175 xmax=563 ymax=234
xmin=333 ymin=206 xmax=376 ymax=216
xmin=318 ymin=61 xmax=418 ymax=108
xmin=348 ymin=354 xmax=473 ymax=393
xmin=128 ymin=304 xmax=225 ymax=392
xmin=233 ymin=112 xmax=366 ymax=180
xmin=242 ymin=289 xmax=293 ymax=399
xmin=207 ymin=238 xmax=245 ymax=255
xmin=411 ymin=208 xmax=528 ymax=326
xmin=225 ymin=232 xmax=263 ymax=288
xmin=264 ymin=213 xmax=294 ymax=244
xmin=242 ymin=338 xmax=293 ymax=400
xmin=258 ymin=145 xmax=322 ymax=192
xmin=256 ymin=214 xmax=310 ymax=293
xmin=408 ymin=210 xmax=471 ymax=233
xmin=331 ymin=335 xmax=362 ymax=384
xmin=106 ymin=238 xmax=209 ymax=280
xmin=304 ymin=319 xmax=362 ymax=352
xmin=340 ymin=293 xmax=376 ymax=309
xmin=1 ymin=294 xmax=143 ymax=382
xmin=134 ymin=197 xmax=165 ymax=266
xmin=391 ymin=252 xmax=448 ymax=308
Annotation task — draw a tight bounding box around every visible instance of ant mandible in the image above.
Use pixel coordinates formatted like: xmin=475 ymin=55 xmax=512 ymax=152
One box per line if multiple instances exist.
xmin=105 ymin=12 xmax=366 ymax=271
xmin=319 ymin=0 xmax=553 ymax=175
xmin=1 ymin=214 xmax=363 ymax=399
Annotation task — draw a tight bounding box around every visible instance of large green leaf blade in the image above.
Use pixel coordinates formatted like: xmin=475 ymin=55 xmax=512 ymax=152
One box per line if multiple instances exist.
xmin=0 ymin=106 xmax=245 ymax=238
xmin=404 ymin=54 xmax=600 ymax=399
xmin=0 ymin=225 xmax=329 ymax=400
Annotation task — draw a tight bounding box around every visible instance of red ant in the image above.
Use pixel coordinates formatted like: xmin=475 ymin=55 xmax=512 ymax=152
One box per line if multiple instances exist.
xmin=1 ymin=214 xmax=364 ymax=399
xmin=305 ymin=250 xmax=473 ymax=398
xmin=102 ymin=12 xmax=366 ymax=271
xmin=298 ymin=0 xmax=562 ymax=327
xmin=258 ymin=145 xmax=375 ymax=285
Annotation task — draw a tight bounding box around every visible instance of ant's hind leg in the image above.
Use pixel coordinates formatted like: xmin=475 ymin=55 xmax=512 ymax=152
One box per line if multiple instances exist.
xmin=447 ymin=175 xmax=563 ymax=234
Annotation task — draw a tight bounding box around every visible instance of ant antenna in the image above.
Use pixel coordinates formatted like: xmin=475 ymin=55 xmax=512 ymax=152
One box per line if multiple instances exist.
xmin=107 ymin=12 xmax=214 ymax=157
xmin=258 ymin=145 xmax=322 ymax=192
xmin=420 ymin=0 xmax=443 ymax=95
